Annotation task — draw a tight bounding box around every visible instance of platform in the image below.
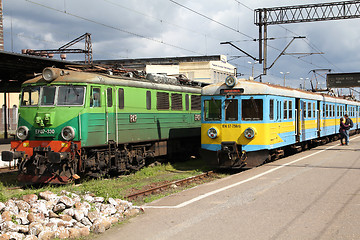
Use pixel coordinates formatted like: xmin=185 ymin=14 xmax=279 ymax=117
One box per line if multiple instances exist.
xmin=96 ymin=135 xmax=360 ymax=240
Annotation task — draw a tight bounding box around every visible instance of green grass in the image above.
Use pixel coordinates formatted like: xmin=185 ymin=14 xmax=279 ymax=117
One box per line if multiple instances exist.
xmin=0 ymin=158 xmax=226 ymax=205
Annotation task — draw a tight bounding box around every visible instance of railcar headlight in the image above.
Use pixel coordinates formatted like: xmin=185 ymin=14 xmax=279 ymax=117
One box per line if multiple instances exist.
xmin=42 ymin=67 xmax=62 ymax=82
xmin=16 ymin=126 xmax=29 ymax=140
xmin=225 ymin=75 xmax=237 ymax=88
xmin=244 ymin=127 xmax=255 ymax=139
xmin=61 ymin=126 xmax=75 ymax=141
xmin=207 ymin=127 xmax=218 ymax=139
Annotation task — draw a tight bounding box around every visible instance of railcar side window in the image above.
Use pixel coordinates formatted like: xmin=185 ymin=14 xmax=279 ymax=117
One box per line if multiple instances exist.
xmin=204 ymin=99 xmax=221 ymax=121
xmin=269 ymin=99 xmax=274 ymax=120
xmin=191 ymin=95 xmax=201 ymax=110
xmin=107 ymin=88 xmax=113 ymax=107
xmin=171 ymin=93 xmax=183 ymax=110
xmin=284 ymin=100 xmax=288 ymax=120
xmin=41 ymin=86 xmax=56 ymax=106
xmin=313 ymin=102 xmax=316 ymax=118
xmin=185 ymin=94 xmax=189 ymax=111
xmin=157 ymin=92 xmax=169 ymax=110
xmin=119 ymin=88 xmax=124 ymax=109
xmin=90 ymin=87 xmax=101 ymax=107
xmin=308 ymin=102 xmax=311 ymax=118
xmin=146 ymin=91 xmax=151 ymax=110
xmin=225 ymin=99 xmax=238 ymax=121
xmin=58 ymin=86 xmax=85 ymax=106
xmin=289 ymin=100 xmax=293 ymax=119
xmin=21 ymin=87 xmax=40 ymax=106
xmin=326 ymin=104 xmax=329 ymax=117
xmin=242 ymin=98 xmax=263 ymax=121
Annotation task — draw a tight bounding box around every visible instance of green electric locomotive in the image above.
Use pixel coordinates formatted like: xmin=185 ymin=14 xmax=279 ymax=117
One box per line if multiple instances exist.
xmin=2 ymin=67 xmax=202 ymax=183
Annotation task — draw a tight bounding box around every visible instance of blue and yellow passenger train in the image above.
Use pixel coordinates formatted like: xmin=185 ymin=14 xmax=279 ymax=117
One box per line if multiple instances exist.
xmin=201 ymin=76 xmax=360 ymax=168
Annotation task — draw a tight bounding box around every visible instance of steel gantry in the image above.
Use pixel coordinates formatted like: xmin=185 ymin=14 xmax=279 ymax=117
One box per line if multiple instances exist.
xmin=255 ymin=1 xmax=360 ymax=75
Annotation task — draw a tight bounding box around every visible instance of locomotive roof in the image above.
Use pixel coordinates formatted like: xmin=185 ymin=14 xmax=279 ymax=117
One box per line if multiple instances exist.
xmin=22 ymin=68 xmax=202 ymax=94
xmin=202 ymin=79 xmax=360 ymax=105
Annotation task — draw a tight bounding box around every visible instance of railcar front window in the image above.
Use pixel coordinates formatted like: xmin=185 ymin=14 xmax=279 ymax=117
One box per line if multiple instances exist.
xmin=21 ymin=87 xmax=40 ymax=106
xmin=58 ymin=86 xmax=85 ymax=106
xmin=242 ymin=98 xmax=263 ymax=121
xmin=204 ymin=99 xmax=221 ymax=121
xmin=225 ymin=99 xmax=238 ymax=121
xmin=40 ymin=86 xmax=56 ymax=106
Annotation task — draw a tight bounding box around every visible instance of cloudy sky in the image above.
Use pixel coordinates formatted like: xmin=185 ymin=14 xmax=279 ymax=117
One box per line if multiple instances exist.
xmin=2 ymin=0 xmax=360 ymax=93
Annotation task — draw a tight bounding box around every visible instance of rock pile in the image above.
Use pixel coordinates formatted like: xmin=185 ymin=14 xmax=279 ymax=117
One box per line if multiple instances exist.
xmin=0 ymin=190 xmax=143 ymax=240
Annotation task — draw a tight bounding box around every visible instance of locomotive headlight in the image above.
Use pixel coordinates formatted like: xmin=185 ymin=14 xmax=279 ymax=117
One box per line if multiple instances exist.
xmin=61 ymin=126 xmax=75 ymax=141
xmin=42 ymin=67 xmax=61 ymax=82
xmin=207 ymin=127 xmax=219 ymax=139
xmin=244 ymin=127 xmax=256 ymax=139
xmin=225 ymin=75 xmax=237 ymax=88
xmin=16 ymin=126 xmax=29 ymax=140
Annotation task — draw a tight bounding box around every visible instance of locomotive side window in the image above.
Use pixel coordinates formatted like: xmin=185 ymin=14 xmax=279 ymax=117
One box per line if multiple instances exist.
xmin=204 ymin=99 xmax=221 ymax=121
xmin=58 ymin=86 xmax=85 ymax=106
xmin=269 ymin=99 xmax=274 ymax=120
xmin=119 ymin=88 xmax=125 ymax=109
xmin=225 ymin=99 xmax=238 ymax=121
xmin=157 ymin=92 xmax=169 ymax=110
xmin=21 ymin=87 xmax=40 ymax=106
xmin=242 ymin=98 xmax=263 ymax=121
xmin=191 ymin=95 xmax=201 ymax=110
xmin=90 ymin=87 xmax=101 ymax=107
xmin=107 ymin=88 xmax=113 ymax=107
xmin=146 ymin=91 xmax=151 ymax=110
xmin=40 ymin=86 xmax=56 ymax=106
xmin=171 ymin=93 xmax=183 ymax=110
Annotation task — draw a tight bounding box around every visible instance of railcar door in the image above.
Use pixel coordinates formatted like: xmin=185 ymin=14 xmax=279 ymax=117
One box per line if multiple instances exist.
xmin=317 ymin=101 xmax=321 ymax=137
xmin=88 ymin=86 xmax=107 ymax=146
xmin=106 ymin=87 xmax=116 ymax=143
xmin=295 ymin=98 xmax=301 ymax=142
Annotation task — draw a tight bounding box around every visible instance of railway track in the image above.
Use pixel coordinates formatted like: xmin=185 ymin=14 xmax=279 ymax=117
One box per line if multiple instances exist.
xmin=0 ymin=166 xmax=17 ymax=173
xmin=125 ymin=171 xmax=214 ymax=201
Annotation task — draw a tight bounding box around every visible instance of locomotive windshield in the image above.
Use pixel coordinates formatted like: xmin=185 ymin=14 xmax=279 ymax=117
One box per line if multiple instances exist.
xmin=242 ymin=98 xmax=263 ymax=120
xmin=21 ymin=87 xmax=40 ymax=106
xmin=21 ymin=85 xmax=85 ymax=106
xmin=204 ymin=99 xmax=222 ymax=121
xmin=58 ymin=86 xmax=85 ymax=106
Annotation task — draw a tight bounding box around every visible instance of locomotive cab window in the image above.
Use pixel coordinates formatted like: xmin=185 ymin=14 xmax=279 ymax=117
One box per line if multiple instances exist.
xmin=90 ymin=87 xmax=101 ymax=107
xmin=242 ymin=98 xmax=263 ymax=121
xmin=204 ymin=99 xmax=221 ymax=121
xmin=225 ymin=99 xmax=238 ymax=121
xmin=21 ymin=87 xmax=40 ymax=106
xmin=58 ymin=86 xmax=85 ymax=106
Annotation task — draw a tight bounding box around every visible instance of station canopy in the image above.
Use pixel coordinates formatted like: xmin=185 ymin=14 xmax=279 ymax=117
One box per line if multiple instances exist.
xmin=0 ymin=51 xmax=82 ymax=92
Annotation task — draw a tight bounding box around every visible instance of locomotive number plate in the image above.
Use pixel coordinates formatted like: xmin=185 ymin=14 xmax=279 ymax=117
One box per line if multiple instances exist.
xmin=35 ymin=128 xmax=55 ymax=137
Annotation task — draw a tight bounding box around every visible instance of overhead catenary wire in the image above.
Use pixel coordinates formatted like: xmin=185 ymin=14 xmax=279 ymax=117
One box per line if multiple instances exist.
xmin=102 ymin=0 xmax=223 ymax=43
xmin=169 ymin=0 xmax=254 ymax=40
xmin=232 ymin=0 xmax=342 ymax=73
xmin=24 ymin=0 xmax=204 ymax=55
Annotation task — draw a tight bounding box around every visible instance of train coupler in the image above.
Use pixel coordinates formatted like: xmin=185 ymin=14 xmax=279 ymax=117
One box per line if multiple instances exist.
xmin=217 ymin=142 xmax=246 ymax=168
